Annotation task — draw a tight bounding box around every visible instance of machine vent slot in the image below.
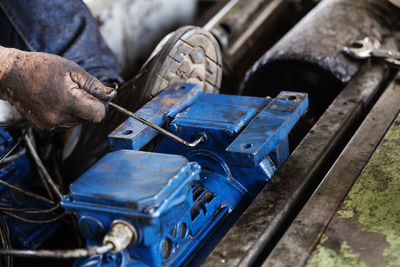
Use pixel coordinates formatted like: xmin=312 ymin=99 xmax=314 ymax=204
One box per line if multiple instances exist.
xmin=190 ymin=187 xmax=215 ymax=221
xmin=192 ymin=183 xmax=204 ymax=201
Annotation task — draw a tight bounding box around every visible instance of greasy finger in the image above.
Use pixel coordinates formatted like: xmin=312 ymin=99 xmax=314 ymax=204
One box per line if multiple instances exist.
xmin=68 ymin=88 xmax=107 ymax=123
xmin=71 ymin=70 xmax=117 ymax=102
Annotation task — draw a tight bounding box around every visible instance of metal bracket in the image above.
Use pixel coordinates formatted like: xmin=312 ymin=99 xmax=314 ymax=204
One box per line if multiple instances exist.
xmin=226 ymin=92 xmax=308 ymax=168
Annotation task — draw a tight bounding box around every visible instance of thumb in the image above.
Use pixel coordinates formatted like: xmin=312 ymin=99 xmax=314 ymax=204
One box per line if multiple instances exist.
xmin=71 ymin=69 xmax=117 ymax=102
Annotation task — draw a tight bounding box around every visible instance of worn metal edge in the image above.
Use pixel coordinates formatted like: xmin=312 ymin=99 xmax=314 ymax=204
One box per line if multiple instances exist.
xmin=202 ymin=64 xmax=389 ymax=267
xmin=263 ymin=75 xmax=400 ymax=266
xmin=307 ymin=97 xmax=400 ymax=267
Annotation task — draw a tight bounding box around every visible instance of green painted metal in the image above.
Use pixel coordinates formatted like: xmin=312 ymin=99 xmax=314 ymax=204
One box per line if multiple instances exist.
xmin=307 ymin=116 xmax=400 ymax=266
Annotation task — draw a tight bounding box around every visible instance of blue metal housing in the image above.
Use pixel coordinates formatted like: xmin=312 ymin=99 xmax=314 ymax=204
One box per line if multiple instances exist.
xmin=62 ymin=83 xmax=308 ymax=266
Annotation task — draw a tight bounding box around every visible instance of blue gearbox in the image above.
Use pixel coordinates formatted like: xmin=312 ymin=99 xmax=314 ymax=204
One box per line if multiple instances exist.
xmin=61 ymin=83 xmax=308 ymax=266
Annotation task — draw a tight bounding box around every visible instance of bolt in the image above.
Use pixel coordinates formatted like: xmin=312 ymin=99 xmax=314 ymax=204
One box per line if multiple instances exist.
xmin=170 ymin=124 xmax=179 ymax=133
xmin=147 ymin=208 xmax=155 ymax=214
xmin=224 ymin=128 xmax=235 ymax=137
xmin=270 ymin=105 xmax=278 ymax=110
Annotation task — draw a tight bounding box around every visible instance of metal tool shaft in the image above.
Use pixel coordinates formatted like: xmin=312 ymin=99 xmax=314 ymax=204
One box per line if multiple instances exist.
xmin=108 ymin=102 xmax=204 ymax=147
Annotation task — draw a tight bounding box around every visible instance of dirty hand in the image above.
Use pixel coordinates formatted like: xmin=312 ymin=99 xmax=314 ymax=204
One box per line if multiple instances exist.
xmin=0 ymin=46 xmax=116 ymax=131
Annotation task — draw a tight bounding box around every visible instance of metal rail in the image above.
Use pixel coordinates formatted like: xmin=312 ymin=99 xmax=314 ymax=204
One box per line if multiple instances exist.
xmin=264 ymin=73 xmax=400 ymax=267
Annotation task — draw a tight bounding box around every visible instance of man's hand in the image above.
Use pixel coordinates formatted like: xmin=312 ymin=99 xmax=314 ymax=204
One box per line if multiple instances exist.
xmin=0 ymin=46 xmax=116 ymax=131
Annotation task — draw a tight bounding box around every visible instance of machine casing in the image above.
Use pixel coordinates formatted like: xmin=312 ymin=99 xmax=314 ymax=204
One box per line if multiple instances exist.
xmin=62 ymin=83 xmax=308 ymax=266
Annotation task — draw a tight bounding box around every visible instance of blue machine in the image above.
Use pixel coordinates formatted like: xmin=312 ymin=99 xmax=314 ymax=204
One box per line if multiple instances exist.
xmin=0 ymin=129 xmax=59 ymax=249
xmin=61 ymin=83 xmax=308 ymax=266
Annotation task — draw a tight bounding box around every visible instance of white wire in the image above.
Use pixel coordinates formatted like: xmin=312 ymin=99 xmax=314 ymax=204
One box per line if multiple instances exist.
xmin=0 ymin=243 xmax=114 ymax=258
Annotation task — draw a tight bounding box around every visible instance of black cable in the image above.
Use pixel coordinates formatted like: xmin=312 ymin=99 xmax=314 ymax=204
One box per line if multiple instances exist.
xmin=0 ymin=203 xmax=60 ymax=214
xmin=0 ymin=180 xmax=54 ymax=205
xmin=2 ymin=211 xmax=64 ymax=224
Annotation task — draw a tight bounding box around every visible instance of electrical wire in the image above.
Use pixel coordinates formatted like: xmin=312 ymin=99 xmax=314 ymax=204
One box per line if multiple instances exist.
xmin=0 ymin=128 xmax=27 ymax=165
xmin=0 ymin=148 xmax=26 ymax=164
xmin=0 ymin=203 xmax=60 ymax=214
xmin=0 ymin=128 xmax=57 ymax=205
xmin=24 ymin=135 xmax=62 ymax=200
xmin=24 ymin=129 xmax=56 ymax=201
xmin=0 ymin=217 xmax=12 ymax=267
xmin=37 ymin=168 xmax=55 ymax=202
xmin=0 ymin=180 xmax=54 ymax=205
xmin=2 ymin=211 xmax=64 ymax=224
xmin=0 ymin=243 xmax=114 ymax=258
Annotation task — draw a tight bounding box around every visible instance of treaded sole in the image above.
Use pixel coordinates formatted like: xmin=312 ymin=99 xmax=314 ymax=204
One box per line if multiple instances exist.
xmin=147 ymin=26 xmax=223 ymax=96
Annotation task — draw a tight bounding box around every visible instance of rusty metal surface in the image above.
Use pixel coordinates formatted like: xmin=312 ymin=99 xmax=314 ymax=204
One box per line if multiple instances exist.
xmin=306 ymin=107 xmax=400 ymax=267
xmin=206 ymin=0 xmax=293 ymax=65
xmin=263 ymin=75 xmax=400 ymax=266
xmin=240 ymin=0 xmax=399 ymax=112
xmin=203 ymin=63 xmax=389 ymax=266
xmin=205 ymin=0 xmax=274 ymax=51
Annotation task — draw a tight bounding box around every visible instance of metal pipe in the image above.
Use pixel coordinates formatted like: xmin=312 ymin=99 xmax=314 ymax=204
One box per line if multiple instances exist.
xmin=241 ymin=0 xmax=400 ymax=91
xmin=203 ymin=0 xmax=240 ymax=31
xmin=109 ymin=102 xmax=205 ymax=147
xmin=204 ymin=0 xmax=305 ymax=68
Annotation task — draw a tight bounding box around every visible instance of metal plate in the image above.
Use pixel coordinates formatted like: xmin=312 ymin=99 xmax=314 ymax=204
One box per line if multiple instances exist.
xmin=69 ymin=150 xmax=195 ymax=211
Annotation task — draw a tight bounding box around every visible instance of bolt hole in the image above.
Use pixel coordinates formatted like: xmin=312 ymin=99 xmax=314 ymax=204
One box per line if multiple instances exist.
xmin=179 ymin=223 xmax=187 ymax=239
xmin=240 ymin=143 xmax=253 ymax=149
xmin=287 ymin=95 xmax=296 ymax=100
xmin=161 ymin=238 xmax=172 ymax=259
xmin=350 ymin=42 xmax=363 ymax=49
xmin=122 ymin=129 xmax=133 ymax=135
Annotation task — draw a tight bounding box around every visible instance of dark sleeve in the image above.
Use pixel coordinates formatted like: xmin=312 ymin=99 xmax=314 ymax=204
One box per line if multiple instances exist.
xmin=0 ymin=0 xmax=123 ymax=84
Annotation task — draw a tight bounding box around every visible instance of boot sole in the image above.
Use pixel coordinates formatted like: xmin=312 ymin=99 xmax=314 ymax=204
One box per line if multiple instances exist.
xmin=144 ymin=26 xmax=223 ymax=97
